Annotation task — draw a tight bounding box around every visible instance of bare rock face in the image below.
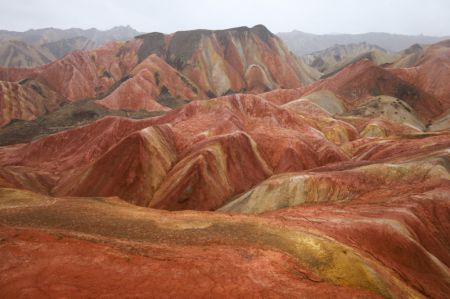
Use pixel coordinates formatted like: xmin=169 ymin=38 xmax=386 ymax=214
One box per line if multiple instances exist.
xmin=54 ymin=125 xmax=178 ymax=206
xmin=0 ymin=183 xmax=449 ymax=298
xmin=3 ymin=90 xmax=450 ymax=215
xmin=149 ymin=131 xmax=273 ymax=210
xmin=0 ymin=39 xmax=139 ymax=103
xmin=261 ymin=51 xmax=450 ymax=125
xmin=0 ymin=26 xmax=320 ymax=127
xmin=1 ymin=34 xmax=450 ymax=298
xmin=0 ymin=79 xmax=64 ymax=126
xmin=305 ymin=59 xmax=443 ymax=122
xmin=1 ymin=98 xmax=450 ymax=297
xmin=220 ymin=156 xmax=450 ymax=213
xmin=96 ymin=54 xmax=200 ymax=111
xmin=341 ymin=95 xmax=425 ymax=130
xmin=135 ymin=25 xmax=319 ymax=98
xmin=389 ymin=40 xmax=450 ymax=114
xmin=0 ymin=94 xmax=353 ymax=210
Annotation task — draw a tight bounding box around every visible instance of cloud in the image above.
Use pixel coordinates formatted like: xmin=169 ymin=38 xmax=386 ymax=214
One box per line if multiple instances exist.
xmin=0 ymin=0 xmax=449 ymax=36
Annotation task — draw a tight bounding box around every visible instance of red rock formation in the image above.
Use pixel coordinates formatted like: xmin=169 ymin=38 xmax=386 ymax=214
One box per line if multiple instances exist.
xmin=351 ymin=132 xmax=450 ymax=161
xmin=154 ymin=25 xmax=318 ymax=97
xmin=265 ymin=190 xmax=450 ymax=299
xmin=0 ymin=79 xmax=64 ymax=126
xmin=261 ymin=87 xmax=310 ymax=105
xmin=338 ymin=116 xmax=422 ymax=138
xmin=150 ymin=131 xmax=273 ymax=210
xmin=0 ymin=94 xmax=355 ymax=210
xmin=1 ymin=50 xmax=110 ymax=101
xmin=1 ymin=39 xmax=450 ymax=297
xmin=0 ymin=116 xmax=155 ymax=174
xmin=0 ymin=25 xmax=318 ymax=126
xmin=221 ymin=156 xmax=450 ymax=213
xmin=0 ymin=39 xmax=142 ymax=124
xmin=302 ymin=60 xmax=443 ymax=121
xmin=3 ymin=225 xmax=380 ymax=299
xmin=260 ymin=49 xmax=450 ymax=124
xmin=2 ymin=91 xmax=450 ymax=213
xmin=1 ymin=184 xmax=448 ymax=298
xmin=96 ymin=55 xmax=201 ymax=111
xmin=54 ymin=125 xmax=178 ymax=206
xmin=389 ymin=40 xmax=450 ymax=114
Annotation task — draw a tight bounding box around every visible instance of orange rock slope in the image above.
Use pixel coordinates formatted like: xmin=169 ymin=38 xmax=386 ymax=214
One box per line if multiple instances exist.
xmin=0 ymin=25 xmax=318 ymax=127
xmin=1 ymin=92 xmax=450 ymax=297
xmin=1 ymin=35 xmax=450 ymax=298
xmin=0 ymin=79 xmax=64 ymax=126
xmin=262 ymin=40 xmax=450 ymax=125
xmin=0 ymin=173 xmax=449 ymax=298
xmin=1 ymin=94 xmax=355 ymax=210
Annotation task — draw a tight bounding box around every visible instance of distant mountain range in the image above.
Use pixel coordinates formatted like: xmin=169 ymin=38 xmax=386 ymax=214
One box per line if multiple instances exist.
xmin=2 ymin=26 xmax=449 ymax=68
xmin=277 ymin=30 xmax=450 ymax=55
xmin=301 ymin=42 xmax=398 ymax=77
xmin=0 ymin=26 xmax=141 ymax=67
xmin=0 ymin=25 xmax=141 ymax=46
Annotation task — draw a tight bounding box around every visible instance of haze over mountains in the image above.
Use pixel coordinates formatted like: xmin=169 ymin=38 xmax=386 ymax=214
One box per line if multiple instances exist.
xmin=302 ymin=42 xmax=398 ymax=78
xmin=1 ymin=23 xmax=450 ymax=298
xmin=2 ymin=25 xmax=449 ymax=68
xmin=0 ymin=26 xmax=140 ymax=67
xmin=278 ymin=30 xmax=450 ymax=55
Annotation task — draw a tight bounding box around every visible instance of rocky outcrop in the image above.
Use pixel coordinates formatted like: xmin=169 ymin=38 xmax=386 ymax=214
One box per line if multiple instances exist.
xmin=260 ymin=58 xmax=446 ymax=124
xmin=389 ymin=40 xmax=450 ymax=114
xmin=1 ymin=37 xmax=450 ymax=297
xmin=0 ymin=79 xmax=64 ymax=126
xmin=220 ymin=156 xmax=450 ymax=213
xmin=0 ymin=184 xmax=449 ymax=298
xmin=2 ymin=90 xmax=450 ymax=213
xmin=150 ymin=131 xmax=273 ymax=210
xmin=0 ymin=94 xmax=355 ymax=210
xmin=0 ymin=39 xmax=141 ymax=102
xmin=137 ymin=25 xmax=319 ymax=97
xmin=54 ymin=125 xmax=178 ymax=207
xmin=341 ymin=95 xmax=425 ymax=130
xmin=96 ymin=54 xmax=200 ymax=111
xmin=0 ymin=25 xmax=319 ymax=127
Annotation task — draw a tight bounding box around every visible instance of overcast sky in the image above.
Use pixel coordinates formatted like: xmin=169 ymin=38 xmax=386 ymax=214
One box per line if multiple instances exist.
xmin=0 ymin=0 xmax=449 ymax=36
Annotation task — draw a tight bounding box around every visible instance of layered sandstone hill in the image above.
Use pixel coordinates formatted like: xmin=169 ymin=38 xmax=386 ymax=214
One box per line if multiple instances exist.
xmin=0 ymin=172 xmax=449 ymax=298
xmin=262 ymin=40 xmax=450 ymax=127
xmin=0 ymin=25 xmax=318 ymax=128
xmin=1 ymin=97 xmax=450 ymax=297
xmin=0 ymin=94 xmax=355 ymax=210
xmin=1 ymin=31 xmax=450 ymax=298
xmin=136 ymin=25 xmax=319 ymax=96
xmin=1 ymin=92 xmax=450 ymax=213
xmin=0 ymin=78 xmax=64 ymax=126
xmin=388 ymin=40 xmax=450 ymax=115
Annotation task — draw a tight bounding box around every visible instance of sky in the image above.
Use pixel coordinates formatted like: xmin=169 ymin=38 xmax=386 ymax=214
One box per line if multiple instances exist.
xmin=0 ymin=0 xmax=449 ymax=36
